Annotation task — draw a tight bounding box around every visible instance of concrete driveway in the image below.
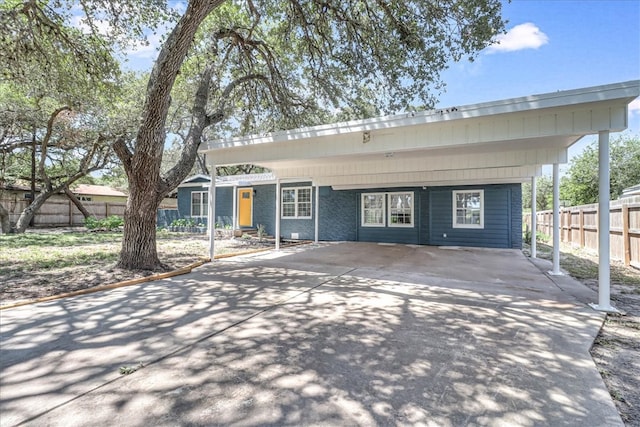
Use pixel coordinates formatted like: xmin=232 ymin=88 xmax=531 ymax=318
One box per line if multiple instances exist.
xmin=0 ymin=242 xmax=621 ymax=426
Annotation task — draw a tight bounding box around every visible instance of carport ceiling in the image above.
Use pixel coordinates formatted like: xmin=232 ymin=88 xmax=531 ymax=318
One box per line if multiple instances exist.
xmin=202 ymin=80 xmax=639 ymax=189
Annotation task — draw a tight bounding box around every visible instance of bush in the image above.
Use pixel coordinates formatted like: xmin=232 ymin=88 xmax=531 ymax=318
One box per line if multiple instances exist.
xmin=85 ymin=215 xmax=124 ymax=231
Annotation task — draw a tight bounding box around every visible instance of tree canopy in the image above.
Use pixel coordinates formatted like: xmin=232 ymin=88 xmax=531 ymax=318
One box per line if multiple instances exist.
xmin=2 ymin=0 xmax=507 ymax=267
xmin=560 ymin=134 xmax=640 ymax=206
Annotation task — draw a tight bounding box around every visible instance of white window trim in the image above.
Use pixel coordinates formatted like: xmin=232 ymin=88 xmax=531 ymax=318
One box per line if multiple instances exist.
xmin=452 ymin=189 xmax=484 ymax=229
xmin=281 ymin=187 xmax=312 ymax=219
xmin=388 ymin=191 xmax=414 ymax=228
xmin=191 ymin=191 xmax=208 ymax=217
xmin=361 ymin=193 xmax=386 ymax=227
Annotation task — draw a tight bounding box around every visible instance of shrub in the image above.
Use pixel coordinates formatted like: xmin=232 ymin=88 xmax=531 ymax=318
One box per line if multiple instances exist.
xmin=85 ymin=215 xmax=124 ymax=231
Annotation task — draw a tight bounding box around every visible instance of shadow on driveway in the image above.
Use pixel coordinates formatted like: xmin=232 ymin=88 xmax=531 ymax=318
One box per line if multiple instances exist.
xmin=0 ymin=243 xmax=620 ymax=426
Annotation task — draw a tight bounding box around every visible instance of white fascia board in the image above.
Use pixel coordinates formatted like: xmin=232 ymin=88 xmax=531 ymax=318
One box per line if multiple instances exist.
xmin=330 ymin=176 xmax=537 ymax=191
xmin=314 ymin=165 xmax=542 ymax=188
xmin=202 ymin=80 xmax=639 ymax=152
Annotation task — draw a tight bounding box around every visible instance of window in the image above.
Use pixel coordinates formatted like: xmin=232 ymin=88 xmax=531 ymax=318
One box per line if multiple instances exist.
xmin=361 ymin=192 xmax=415 ymax=227
xmin=361 ymin=193 xmax=385 ymax=226
xmin=78 ymin=196 xmax=92 ymax=202
xmin=191 ymin=191 xmax=208 ymax=217
xmin=389 ymin=192 xmax=413 ymax=227
xmin=453 ymin=190 xmax=483 ymax=228
xmin=281 ymin=187 xmax=312 ymax=219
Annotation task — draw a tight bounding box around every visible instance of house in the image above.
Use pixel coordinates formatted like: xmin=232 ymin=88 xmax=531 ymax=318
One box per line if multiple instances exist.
xmin=71 ymin=184 xmax=128 ymax=203
xmin=197 ymin=81 xmax=640 ymax=312
xmin=196 ymin=81 xmax=638 ymax=255
xmin=178 ymin=173 xmax=520 ymax=247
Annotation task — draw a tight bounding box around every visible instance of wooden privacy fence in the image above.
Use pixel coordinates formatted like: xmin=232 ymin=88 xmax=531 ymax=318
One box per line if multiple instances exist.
xmin=523 ymin=197 xmax=640 ymax=268
xmin=1 ymin=197 xmax=126 ymax=227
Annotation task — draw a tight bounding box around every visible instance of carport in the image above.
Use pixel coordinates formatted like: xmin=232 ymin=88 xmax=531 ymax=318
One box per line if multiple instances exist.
xmin=201 ymin=80 xmax=640 ymax=312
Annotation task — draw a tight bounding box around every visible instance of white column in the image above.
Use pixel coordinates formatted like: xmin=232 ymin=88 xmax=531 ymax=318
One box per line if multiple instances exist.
xmin=531 ymin=176 xmax=537 ymax=258
xmin=232 ymin=185 xmax=237 ymax=230
xmin=549 ymin=163 xmax=562 ymax=275
xmin=314 ymin=184 xmax=319 ymax=243
xmin=275 ymin=178 xmax=281 ymax=251
xmin=591 ymin=130 xmax=617 ymax=312
xmin=208 ymin=164 xmax=216 ymax=261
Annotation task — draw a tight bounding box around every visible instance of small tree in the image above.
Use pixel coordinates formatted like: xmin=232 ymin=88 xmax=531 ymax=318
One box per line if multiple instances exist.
xmin=522 ymin=175 xmax=554 ymax=212
xmin=560 ymin=134 xmax=640 ymax=206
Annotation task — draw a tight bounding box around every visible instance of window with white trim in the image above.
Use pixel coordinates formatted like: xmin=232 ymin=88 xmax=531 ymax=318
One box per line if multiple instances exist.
xmin=361 ymin=193 xmax=385 ymax=226
xmin=453 ymin=190 xmax=483 ymax=228
xmin=191 ymin=191 xmax=208 ymax=217
xmin=281 ymin=187 xmax=312 ymax=219
xmin=388 ymin=192 xmax=413 ymax=227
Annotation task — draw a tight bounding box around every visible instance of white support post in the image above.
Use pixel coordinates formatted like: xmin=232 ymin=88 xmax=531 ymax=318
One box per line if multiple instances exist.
xmin=549 ymin=163 xmax=562 ymax=275
xmin=208 ymin=164 xmax=216 ymax=262
xmin=314 ymin=184 xmax=319 ymax=243
xmin=232 ymin=185 xmax=237 ymax=231
xmin=531 ymin=176 xmax=537 ymax=258
xmin=590 ymin=130 xmax=618 ymax=312
xmin=275 ymin=179 xmax=281 ymax=251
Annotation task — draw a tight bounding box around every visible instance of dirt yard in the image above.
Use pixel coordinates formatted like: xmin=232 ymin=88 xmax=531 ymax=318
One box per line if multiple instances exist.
xmin=1 ymin=231 xmax=638 ymax=425
xmin=0 ymin=229 xmax=273 ymax=305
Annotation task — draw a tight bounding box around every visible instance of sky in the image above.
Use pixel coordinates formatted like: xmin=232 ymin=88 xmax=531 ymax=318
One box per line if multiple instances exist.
xmin=121 ymin=0 xmax=640 ymax=172
xmin=435 ymin=0 xmax=640 ymax=171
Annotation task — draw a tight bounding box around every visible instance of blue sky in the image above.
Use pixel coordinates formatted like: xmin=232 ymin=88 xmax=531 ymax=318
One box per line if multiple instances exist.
xmin=436 ymin=0 xmax=640 ymax=168
xmin=122 ymin=0 xmax=639 ymax=169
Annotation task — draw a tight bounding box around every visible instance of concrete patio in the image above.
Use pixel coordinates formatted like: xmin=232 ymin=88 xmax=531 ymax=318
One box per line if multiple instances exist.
xmin=0 ymin=243 xmax=621 ymax=426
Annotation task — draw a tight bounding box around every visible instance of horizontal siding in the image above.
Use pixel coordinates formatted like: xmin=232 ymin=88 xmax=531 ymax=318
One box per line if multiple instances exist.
xmin=214 ymin=187 xmax=233 ymax=227
xmin=253 ymin=185 xmax=276 ymax=235
xmin=428 ymin=185 xmax=518 ymax=249
xmin=280 ymin=182 xmax=315 ymax=240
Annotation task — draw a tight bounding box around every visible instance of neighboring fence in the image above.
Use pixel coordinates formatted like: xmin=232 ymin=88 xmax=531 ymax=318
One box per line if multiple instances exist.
xmin=523 ymin=196 xmax=640 ymax=268
xmin=1 ymin=197 xmax=127 ymax=227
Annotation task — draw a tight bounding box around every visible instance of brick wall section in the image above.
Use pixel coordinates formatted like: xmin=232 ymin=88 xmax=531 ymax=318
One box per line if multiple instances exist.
xmin=318 ymin=187 xmax=358 ymax=241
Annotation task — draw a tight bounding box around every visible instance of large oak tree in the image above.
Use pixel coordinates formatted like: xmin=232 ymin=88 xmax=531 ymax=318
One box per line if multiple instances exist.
xmin=3 ymin=0 xmax=506 ymax=269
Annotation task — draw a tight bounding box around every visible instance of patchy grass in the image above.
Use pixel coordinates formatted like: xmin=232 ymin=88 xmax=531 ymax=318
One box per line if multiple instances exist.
xmin=0 ymin=231 xmax=123 ymax=248
xmin=0 ymin=230 xmax=275 ymax=304
xmin=527 ymin=242 xmax=640 ymax=287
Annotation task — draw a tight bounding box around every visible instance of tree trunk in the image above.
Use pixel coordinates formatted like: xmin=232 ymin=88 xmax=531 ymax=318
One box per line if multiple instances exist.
xmin=0 ymin=202 xmax=11 ymax=234
xmin=14 ymin=191 xmax=52 ymax=233
xmin=117 ymin=187 xmax=166 ymax=270
xmin=63 ymin=186 xmax=92 ymax=219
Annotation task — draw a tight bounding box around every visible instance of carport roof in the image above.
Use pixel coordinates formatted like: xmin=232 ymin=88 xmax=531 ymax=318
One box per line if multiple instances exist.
xmin=201 ymin=80 xmax=639 ymax=189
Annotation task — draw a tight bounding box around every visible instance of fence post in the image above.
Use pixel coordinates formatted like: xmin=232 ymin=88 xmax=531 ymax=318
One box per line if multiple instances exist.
xmin=105 ymin=202 xmax=109 ymax=218
xmin=579 ymin=209 xmax=585 ymax=248
xmin=622 ymin=204 xmax=630 ymax=266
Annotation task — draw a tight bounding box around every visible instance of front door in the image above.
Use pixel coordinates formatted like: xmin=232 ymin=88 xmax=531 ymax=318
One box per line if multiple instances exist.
xmin=238 ymin=188 xmax=253 ymax=227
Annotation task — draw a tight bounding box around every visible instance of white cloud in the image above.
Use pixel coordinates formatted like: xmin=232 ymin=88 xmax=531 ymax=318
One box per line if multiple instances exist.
xmin=629 ymin=98 xmax=640 ymax=116
xmin=486 ymin=23 xmax=549 ymax=54
xmin=124 ymin=32 xmax=163 ymax=58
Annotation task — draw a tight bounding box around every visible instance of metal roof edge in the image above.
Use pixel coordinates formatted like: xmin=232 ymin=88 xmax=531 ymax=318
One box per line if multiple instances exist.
xmin=203 ymin=80 xmax=639 ymax=152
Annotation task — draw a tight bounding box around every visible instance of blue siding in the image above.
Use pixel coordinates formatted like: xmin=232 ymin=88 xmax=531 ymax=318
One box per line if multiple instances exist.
xmin=214 ymin=187 xmax=233 ymax=227
xmin=278 ymin=182 xmax=315 ymax=240
xmin=253 ymin=184 xmax=276 ymax=235
xmin=318 ymin=187 xmax=358 ymax=241
xmin=176 ymin=178 xmax=522 ymax=249
xmin=427 ymin=184 xmax=521 ymax=249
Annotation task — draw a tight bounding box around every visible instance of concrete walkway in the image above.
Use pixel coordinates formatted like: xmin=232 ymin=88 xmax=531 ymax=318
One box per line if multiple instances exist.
xmin=0 ymin=243 xmax=621 ymax=426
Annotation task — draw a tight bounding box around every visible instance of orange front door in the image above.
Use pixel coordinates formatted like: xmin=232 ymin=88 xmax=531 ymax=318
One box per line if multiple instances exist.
xmin=238 ymin=188 xmax=253 ymax=227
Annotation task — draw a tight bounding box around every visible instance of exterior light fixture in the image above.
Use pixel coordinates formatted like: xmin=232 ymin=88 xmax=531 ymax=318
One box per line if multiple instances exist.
xmin=362 ymin=131 xmax=371 ymax=144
